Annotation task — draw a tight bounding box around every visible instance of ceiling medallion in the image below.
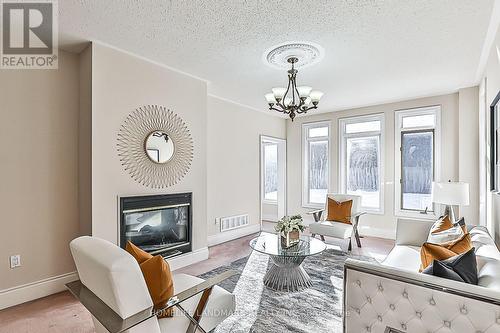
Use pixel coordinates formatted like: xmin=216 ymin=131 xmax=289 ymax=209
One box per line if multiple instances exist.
xmin=264 ymin=56 xmax=324 ymax=121
xmin=264 ymin=42 xmax=324 ymax=69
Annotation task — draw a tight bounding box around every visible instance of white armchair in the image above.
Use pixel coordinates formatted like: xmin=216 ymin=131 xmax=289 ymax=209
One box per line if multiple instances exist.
xmin=68 ymin=236 xmax=235 ymax=333
xmin=308 ymin=194 xmax=365 ymax=251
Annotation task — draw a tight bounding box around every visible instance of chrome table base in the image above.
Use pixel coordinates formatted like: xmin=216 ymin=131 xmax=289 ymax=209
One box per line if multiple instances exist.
xmin=263 ymin=255 xmax=312 ymax=292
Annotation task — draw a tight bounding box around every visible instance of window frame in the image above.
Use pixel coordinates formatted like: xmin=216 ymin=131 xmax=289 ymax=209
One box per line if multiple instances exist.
xmin=261 ymin=141 xmax=278 ymax=204
xmin=338 ymin=113 xmax=385 ymax=214
xmin=394 ymin=106 xmax=441 ymax=219
xmin=302 ymin=121 xmax=331 ymax=208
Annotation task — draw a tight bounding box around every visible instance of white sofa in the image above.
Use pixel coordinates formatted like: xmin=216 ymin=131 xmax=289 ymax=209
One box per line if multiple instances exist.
xmin=344 ymin=219 xmax=500 ymax=333
xmin=69 ymin=236 xmax=235 ymax=333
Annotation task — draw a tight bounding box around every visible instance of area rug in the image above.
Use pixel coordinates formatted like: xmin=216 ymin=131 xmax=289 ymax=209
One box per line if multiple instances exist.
xmin=199 ymin=249 xmax=375 ymax=333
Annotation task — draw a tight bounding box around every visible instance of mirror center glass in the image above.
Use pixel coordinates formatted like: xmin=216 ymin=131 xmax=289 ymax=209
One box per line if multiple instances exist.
xmin=145 ymin=131 xmax=174 ymax=163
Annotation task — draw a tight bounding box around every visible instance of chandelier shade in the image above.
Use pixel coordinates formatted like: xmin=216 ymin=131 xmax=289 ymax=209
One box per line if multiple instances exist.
xmin=265 ymin=93 xmax=276 ymax=103
xmin=297 ymin=86 xmax=312 ymax=98
xmin=264 ymin=57 xmax=323 ymax=121
xmin=272 ymin=87 xmax=287 ymax=100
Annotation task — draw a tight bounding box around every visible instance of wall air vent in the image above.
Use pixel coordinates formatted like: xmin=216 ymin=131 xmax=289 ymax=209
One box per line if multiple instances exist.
xmin=220 ymin=214 xmax=249 ymax=232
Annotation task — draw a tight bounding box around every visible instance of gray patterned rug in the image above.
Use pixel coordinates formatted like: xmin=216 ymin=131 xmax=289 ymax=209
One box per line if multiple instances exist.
xmin=199 ymin=249 xmax=375 ymax=333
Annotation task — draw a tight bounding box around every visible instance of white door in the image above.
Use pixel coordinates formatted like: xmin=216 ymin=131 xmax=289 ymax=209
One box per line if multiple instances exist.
xmin=260 ymin=136 xmax=286 ymax=223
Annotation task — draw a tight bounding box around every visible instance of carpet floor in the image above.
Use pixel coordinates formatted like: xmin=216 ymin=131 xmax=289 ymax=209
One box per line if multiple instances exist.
xmin=200 ymin=249 xmax=374 ymax=333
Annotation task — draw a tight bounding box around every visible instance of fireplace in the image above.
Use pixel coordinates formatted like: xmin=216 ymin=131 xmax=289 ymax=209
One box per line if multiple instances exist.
xmin=119 ymin=193 xmax=192 ymax=258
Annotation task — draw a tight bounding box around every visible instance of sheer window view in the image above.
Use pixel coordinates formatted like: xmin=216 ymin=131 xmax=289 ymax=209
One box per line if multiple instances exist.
xmin=309 ymin=140 xmax=328 ymax=203
xmin=401 ymin=130 xmax=434 ymax=211
xmin=346 ymin=137 xmax=380 ymax=208
xmin=263 ymin=143 xmax=278 ymax=201
xmin=341 ymin=117 xmax=382 ymax=210
xmin=304 ymin=124 xmax=329 ymax=205
xmin=398 ymin=111 xmax=437 ymax=212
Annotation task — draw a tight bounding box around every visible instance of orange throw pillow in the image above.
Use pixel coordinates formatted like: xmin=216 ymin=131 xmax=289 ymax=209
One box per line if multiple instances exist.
xmin=126 ymin=242 xmax=174 ymax=317
xmin=327 ymin=199 xmax=353 ymax=224
xmin=140 ymin=256 xmax=174 ymax=317
xmin=126 ymin=241 xmax=152 ymax=264
xmin=420 ymin=233 xmax=472 ymax=271
xmin=430 ymin=215 xmax=453 ymax=234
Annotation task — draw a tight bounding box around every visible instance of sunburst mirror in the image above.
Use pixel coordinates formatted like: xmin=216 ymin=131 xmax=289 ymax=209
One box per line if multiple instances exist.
xmin=117 ymin=105 xmax=193 ymax=188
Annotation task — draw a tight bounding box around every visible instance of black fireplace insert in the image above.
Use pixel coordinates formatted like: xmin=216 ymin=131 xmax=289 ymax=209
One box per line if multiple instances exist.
xmin=119 ymin=193 xmax=192 ymax=259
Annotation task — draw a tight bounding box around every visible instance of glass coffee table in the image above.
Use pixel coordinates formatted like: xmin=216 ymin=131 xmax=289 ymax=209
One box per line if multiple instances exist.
xmin=249 ymin=233 xmax=326 ymax=292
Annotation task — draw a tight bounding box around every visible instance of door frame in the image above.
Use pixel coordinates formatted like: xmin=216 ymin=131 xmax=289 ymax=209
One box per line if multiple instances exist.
xmin=260 ymin=135 xmax=287 ymax=227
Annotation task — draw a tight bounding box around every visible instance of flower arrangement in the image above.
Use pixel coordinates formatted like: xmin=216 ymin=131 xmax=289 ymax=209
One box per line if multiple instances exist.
xmin=275 ymin=215 xmax=305 ymax=248
xmin=274 ymin=214 xmax=305 ymax=233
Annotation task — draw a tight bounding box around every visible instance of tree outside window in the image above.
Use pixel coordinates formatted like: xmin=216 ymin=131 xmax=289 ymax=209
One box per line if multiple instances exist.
xmin=303 ymin=122 xmax=330 ymax=207
xmin=340 ymin=116 xmax=383 ymax=212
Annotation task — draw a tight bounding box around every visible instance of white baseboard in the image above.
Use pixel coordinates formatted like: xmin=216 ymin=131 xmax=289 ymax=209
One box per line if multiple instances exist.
xmin=208 ymin=223 xmax=261 ymax=247
xmin=168 ymin=246 xmax=209 ymax=271
xmin=0 ymin=271 xmax=78 ymax=310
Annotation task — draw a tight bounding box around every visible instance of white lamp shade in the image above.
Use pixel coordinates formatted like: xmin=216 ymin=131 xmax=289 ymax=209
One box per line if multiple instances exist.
xmin=309 ymin=90 xmax=324 ymax=102
xmin=431 ymin=182 xmax=470 ymax=206
xmin=297 ymin=86 xmax=312 ymax=98
xmin=272 ymin=87 xmax=287 ymax=100
xmin=265 ymin=93 xmax=276 ymax=103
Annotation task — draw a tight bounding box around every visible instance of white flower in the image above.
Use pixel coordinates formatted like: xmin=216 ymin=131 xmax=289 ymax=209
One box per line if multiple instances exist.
xmin=275 ymin=215 xmax=305 ymax=233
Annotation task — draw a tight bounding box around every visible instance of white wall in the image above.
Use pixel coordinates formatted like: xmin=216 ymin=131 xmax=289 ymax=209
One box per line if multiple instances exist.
xmin=89 ymin=46 xmax=287 ymax=248
xmin=90 ymin=43 xmax=208 ymax=251
xmin=458 ymin=86 xmax=479 ymax=225
xmin=206 ymin=96 xmax=286 ymax=238
xmin=0 ymin=51 xmax=80 ymax=294
xmin=79 ymin=44 xmax=92 ymax=236
xmin=481 ymin=19 xmax=500 ymax=244
xmin=287 ymin=93 xmax=461 ymax=239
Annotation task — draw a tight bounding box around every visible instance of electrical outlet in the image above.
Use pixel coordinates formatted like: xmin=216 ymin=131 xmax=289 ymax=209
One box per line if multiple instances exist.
xmin=215 ymin=217 xmax=220 ymax=225
xmin=10 ymin=255 xmax=21 ymax=269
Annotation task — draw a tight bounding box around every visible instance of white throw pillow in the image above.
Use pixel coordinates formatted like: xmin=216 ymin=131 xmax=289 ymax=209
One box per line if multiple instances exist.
xmin=427 ymin=224 xmax=464 ymax=244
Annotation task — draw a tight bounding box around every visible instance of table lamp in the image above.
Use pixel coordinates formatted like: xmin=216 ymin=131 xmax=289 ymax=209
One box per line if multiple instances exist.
xmin=431 ymin=181 xmax=470 ymax=222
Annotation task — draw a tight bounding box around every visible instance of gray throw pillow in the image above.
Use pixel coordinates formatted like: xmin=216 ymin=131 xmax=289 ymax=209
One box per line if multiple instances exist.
xmin=422 ymin=247 xmax=478 ymax=285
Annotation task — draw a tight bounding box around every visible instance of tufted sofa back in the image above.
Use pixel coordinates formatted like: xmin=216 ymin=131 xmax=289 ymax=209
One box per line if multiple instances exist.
xmin=344 ymin=259 xmax=500 ymax=333
xmin=344 ymin=224 xmax=500 ymax=333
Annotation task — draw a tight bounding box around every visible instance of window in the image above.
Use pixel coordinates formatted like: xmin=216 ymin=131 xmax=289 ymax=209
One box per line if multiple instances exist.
xmin=303 ymin=121 xmax=330 ymax=207
xmin=395 ymin=106 xmax=441 ymax=217
xmin=263 ymin=142 xmax=278 ymax=202
xmin=339 ymin=114 xmax=384 ymax=212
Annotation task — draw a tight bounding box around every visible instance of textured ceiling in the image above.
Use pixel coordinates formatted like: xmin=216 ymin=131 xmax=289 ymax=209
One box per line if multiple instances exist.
xmin=59 ymin=0 xmax=495 ymax=114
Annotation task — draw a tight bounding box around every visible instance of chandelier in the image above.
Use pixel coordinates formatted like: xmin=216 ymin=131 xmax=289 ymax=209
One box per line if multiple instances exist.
xmin=264 ymin=57 xmax=324 ymax=121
